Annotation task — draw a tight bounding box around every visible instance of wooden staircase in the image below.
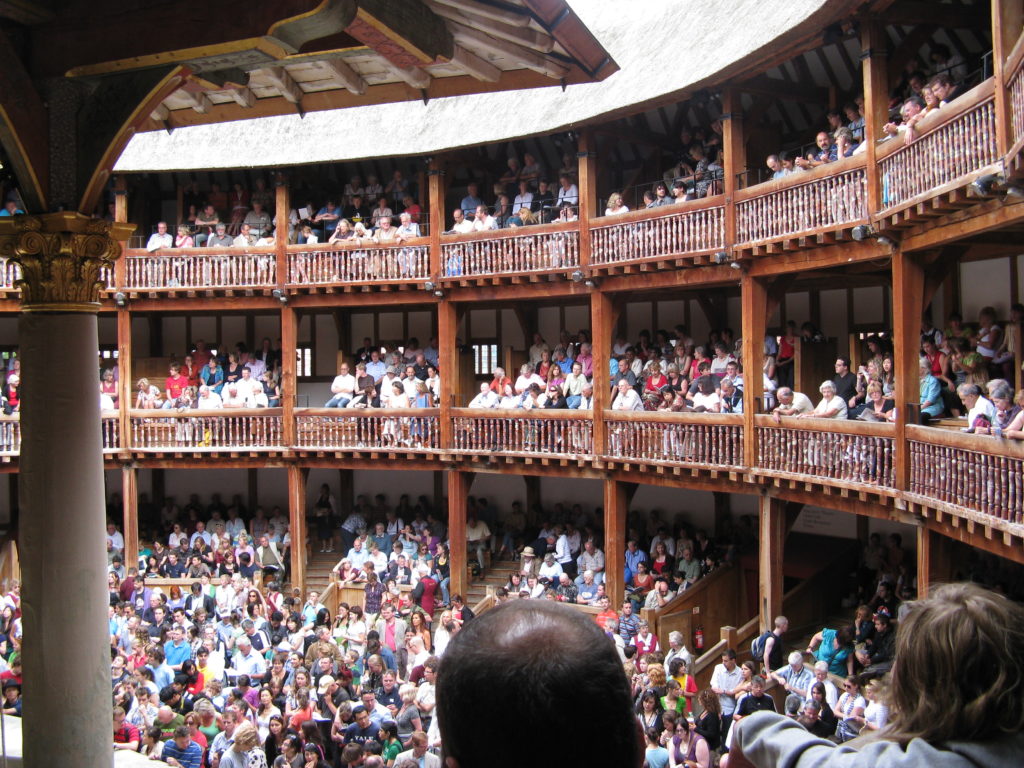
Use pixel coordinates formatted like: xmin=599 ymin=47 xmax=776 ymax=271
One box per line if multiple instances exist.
xmin=465 ymin=557 xmax=519 ymax=605
xmin=305 ymin=550 xmax=341 ymax=593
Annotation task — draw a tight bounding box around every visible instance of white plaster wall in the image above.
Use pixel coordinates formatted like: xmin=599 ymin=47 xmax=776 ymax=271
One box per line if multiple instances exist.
xmin=378 ymin=312 xmax=404 ymax=343
xmin=469 ymin=309 xmax=496 ymax=337
xmin=502 ymin=309 xmax=526 ymax=350
xmin=564 ymin=305 xmax=589 ymax=336
xmin=161 ymin=316 xmax=186 ymax=356
xmin=191 ymin=317 xmax=217 ymax=347
xmin=314 ymin=314 xmax=338 ymax=376
xmin=960 ymin=258 xmax=1012 ymax=320
xmin=851 ymin=286 xmax=884 ymax=327
xmin=537 ymin=307 xmax=561 ymax=344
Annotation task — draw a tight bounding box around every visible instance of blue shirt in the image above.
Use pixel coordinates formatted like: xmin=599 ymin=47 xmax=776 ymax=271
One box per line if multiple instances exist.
xmin=164 ymin=639 xmax=191 ymax=668
xmin=161 ymin=739 xmax=203 ymax=768
xmin=920 ymin=375 xmax=944 ymax=417
xmin=150 ymin=662 xmax=174 ymax=690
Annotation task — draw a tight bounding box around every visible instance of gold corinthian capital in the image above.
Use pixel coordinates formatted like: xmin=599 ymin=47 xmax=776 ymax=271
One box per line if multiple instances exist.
xmin=0 ymin=212 xmax=135 ymax=313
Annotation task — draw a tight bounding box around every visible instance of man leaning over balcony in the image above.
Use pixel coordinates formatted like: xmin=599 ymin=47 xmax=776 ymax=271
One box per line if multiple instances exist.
xmin=771 ymin=387 xmax=813 ymax=420
xmin=325 ymin=363 xmax=357 ymax=408
xmin=795 ymin=132 xmax=834 ymax=170
xmin=146 ymin=221 xmax=173 ymax=252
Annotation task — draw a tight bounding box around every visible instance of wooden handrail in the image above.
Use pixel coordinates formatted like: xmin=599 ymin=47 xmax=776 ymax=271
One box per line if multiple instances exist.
xmin=589 ymin=194 xmax=724 ymax=227
xmin=605 ymin=410 xmax=744 ymax=426
xmin=906 ymin=423 xmax=1024 ymax=459
xmin=128 ymin=407 xmax=284 ymax=418
xmin=451 ymin=407 xmax=594 ymax=421
xmin=754 ymin=413 xmax=895 ymax=437
xmin=733 ymin=154 xmax=867 ymax=203
xmin=125 ymin=245 xmax=277 ymax=257
xmin=297 ymin=407 xmax=439 ymax=418
xmin=285 ymin=237 xmax=431 ymax=252
xmin=439 ymin=220 xmax=578 ymax=244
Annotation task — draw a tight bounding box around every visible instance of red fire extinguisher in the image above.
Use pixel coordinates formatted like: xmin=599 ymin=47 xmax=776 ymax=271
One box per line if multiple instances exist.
xmin=694 ymin=625 xmax=704 ymax=651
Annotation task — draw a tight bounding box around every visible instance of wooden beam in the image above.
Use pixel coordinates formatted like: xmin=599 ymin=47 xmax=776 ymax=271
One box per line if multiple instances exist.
xmin=604 ymin=478 xmax=629 ymax=609
xmin=428 ymin=160 xmax=445 ymax=276
xmin=150 ymin=104 xmax=170 ymax=122
xmin=321 ymin=59 xmax=368 ymax=95
xmin=448 ymin=43 xmax=502 ymax=82
xmin=263 ymin=66 xmax=304 ymax=104
xmin=992 ymin=0 xmax=1023 ymax=160
xmin=122 ymin=466 xmax=139 ymax=571
xmin=758 ymin=495 xmax=784 ymax=635
xmin=892 ymin=250 xmax=926 ymax=491
xmin=591 ymin=290 xmax=614 ymax=452
xmin=722 ymin=88 xmax=745 ymax=246
xmin=438 ymin=299 xmax=459 ymax=450
xmin=917 ymin=526 xmax=954 ymax=598
xmin=179 ymin=89 xmax=213 ymax=114
xmin=742 ymin=275 xmax=768 ymax=467
xmin=447 ymin=469 xmax=472 ymax=601
xmin=380 ymin=60 xmax=432 ymax=90
xmin=885 ymin=1 xmax=988 ymax=30
xmin=227 ymin=86 xmax=255 ymax=108
xmin=577 ymin=129 xmax=598 ymax=267
xmin=448 ymin=21 xmax=567 ymax=79
xmin=429 ymin=0 xmax=531 ymax=27
xmin=428 ymin=2 xmax=554 ymax=52
xmin=288 ymin=465 xmax=307 ymax=592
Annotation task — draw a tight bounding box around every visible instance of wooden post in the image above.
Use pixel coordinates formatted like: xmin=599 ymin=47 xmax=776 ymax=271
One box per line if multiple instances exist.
xmin=288 ymin=465 xmax=307 ymax=591
xmin=603 ymin=479 xmax=628 ymax=608
xmin=861 ymin=22 xmax=889 ymax=216
xmin=712 ymin=492 xmax=730 ymax=537
xmin=758 ymin=495 xmax=784 ymax=633
xmin=892 ymin=250 xmax=925 ymax=491
xmin=917 ymin=527 xmax=955 ymax=598
xmin=993 ymin=0 xmax=1024 ymax=159
xmin=721 ymin=88 xmax=746 ymax=246
xmin=117 ymin=307 xmax=132 ymax=454
xmin=447 ymin=469 xmax=471 ymax=601
xmin=591 ymin=290 xmax=615 ymax=455
xmin=524 ymin=475 xmax=541 ymax=528
xmin=577 ymin=129 xmax=598 ymax=269
xmin=428 ymin=161 xmax=445 ymax=278
xmin=281 ymin=306 xmax=297 ymax=448
xmin=741 ymin=274 xmax=768 ymax=467
xmin=438 ymin=298 xmax=458 ymax=451
xmin=121 ymin=466 xmax=138 ymax=570
xmin=275 ymin=179 xmax=290 ymax=282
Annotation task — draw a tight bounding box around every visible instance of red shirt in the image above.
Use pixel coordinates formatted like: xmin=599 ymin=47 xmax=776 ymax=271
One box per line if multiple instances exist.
xmin=166 ymin=374 xmax=189 ymax=399
xmin=113 ymin=722 xmax=140 ymax=745
xmin=404 ymin=204 xmax=422 ymax=222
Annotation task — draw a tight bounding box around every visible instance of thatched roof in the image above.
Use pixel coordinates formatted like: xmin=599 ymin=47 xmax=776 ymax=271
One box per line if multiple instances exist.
xmin=115 ymin=0 xmax=843 ymax=172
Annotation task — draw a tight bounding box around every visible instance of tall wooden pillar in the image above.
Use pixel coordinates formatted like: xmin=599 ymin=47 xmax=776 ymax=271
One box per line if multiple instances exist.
xmin=917 ymin=527 xmax=955 ymax=598
xmin=758 ymin=495 xmax=784 ymax=632
xmin=524 ymin=475 xmax=541 ymax=528
xmin=281 ymin=306 xmax=297 ymax=447
xmin=337 ymin=469 xmax=354 ymax=515
xmin=288 ymin=466 xmax=307 ymax=591
xmin=577 ymin=129 xmax=598 ymax=269
xmin=427 ymin=161 xmax=446 ymax=277
xmin=892 ymin=250 xmax=925 ymax=490
xmin=275 ymin=179 xmax=289 ymax=281
xmin=122 ymin=466 xmax=139 ymax=570
xmin=447 ymin=470 xmax=471 ymax=600
xmin=861 ymin=22 xmax=889 ymax=215
xmin=993 ymin=0 xmax=1024 ymax=159
xmin=591 ymin=290 xmax=615 ymax=455
xmin=741 ymin=275 xmax=768 ymax=467
xmin=114 ymin=178 xmax=133 ymax=454
xmin=603 ymin=479 xmax=629 ymax=608
xmin=721 ymin=88 xmax=746 ymax=246
xmin=438 ymin=299 xmax=459 ymax=450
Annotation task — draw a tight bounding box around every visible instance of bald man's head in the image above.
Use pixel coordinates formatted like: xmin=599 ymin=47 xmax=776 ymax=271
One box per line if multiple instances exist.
xmin=437 ymin=600 xmax=641 ymax=768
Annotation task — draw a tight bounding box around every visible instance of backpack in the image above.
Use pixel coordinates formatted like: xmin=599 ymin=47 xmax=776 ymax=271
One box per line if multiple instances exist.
xmin=751 ymin=630 xmax=773 ymax=665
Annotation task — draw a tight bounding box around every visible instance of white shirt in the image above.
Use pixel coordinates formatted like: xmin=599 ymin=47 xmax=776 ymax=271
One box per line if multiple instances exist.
xmin=513 ymin=192 xmax=534 ymax=210
xmin=468 ymin=390 xmax=499 ymax=409
xmin=452 ymin=219 xmax=474 ymax=234
xmin=472 ymin=215 xmax=498 ymax=231
xmin=197 ymin=392 xmax=223 ymax=409
xmin=710 ymin=662 xmax=745 ymax=715
xmin=331 ymin=373 xmax=357 ymax=396
xmin=557 ymin=184 xmax=579 ymax=206
xmin=107 ymin=530 xmax=125 ymax=550
xmin=146 ymin=232 xmax=173 ymax=252
xmin=612 ymin=389 xmax=642 ymax=411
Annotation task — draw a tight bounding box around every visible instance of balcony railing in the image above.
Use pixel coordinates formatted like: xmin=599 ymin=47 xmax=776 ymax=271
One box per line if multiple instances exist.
xmin=123 ymin=248 xmax=276 ymax=290
xmin=735 ymin=158 xmax=868 ymax=245
xmin=102 ymin=414 xmax=120 ymax=453
xmin=755 ymin=415 xmax=896 ymax=488
xmin=129 ymin=409 xmax=283 ymax=451
xmin=0 ymin=417 xmax=19 ymax=457
xmin=1009 ymin=42 xmax=1024 ymax=157
xmin=590 ymin=200 xmax=724 ymax=265
xmin=877 ymin=80 xmax=999 ymax=211
xmin=907 ymin=425 xmax=1024 ymax=524
xmin=451 ymin=408 xmax=593 ymax=456
xmin=440 ymin=223 xmax=579 ymax=278
xmin=286 ymin=241 xmax=429 ymax=286
xmin=295 ymin=408 xmax=440 ymax=451
xmin=602 ymin=411 xmax=744 ymax=468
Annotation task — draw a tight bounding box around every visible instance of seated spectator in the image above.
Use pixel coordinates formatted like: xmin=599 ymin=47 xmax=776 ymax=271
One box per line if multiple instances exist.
xmin=233 ymin=223 xmax=256 ymax=247
xmin=928 ymin=72 xmax=960 ymax=106
xmin=174 ymin=225 xmax=194 ymax=249
xmin=959 ymin=383 xmax=995 ymax=432
xmin=919 ymin=359 xmax=945 ymax=423
xmin=883 ymin=96 xmax=925 ymax=145
xmin=612 ymin=379 xmax=642 ymax=411
xmin=800 ymin=381 xmax=846 ymax=419
xmin=146 ymin=221 xmax=173 ymax=252
xmin=448 ymin=208 xmax=474 ymax=234
xmin=208 ymin=223 xmax=233 ymax=247
xmin=243 ymin=202 xmax=273 ymax=236
xmin=604 ymin=192 xmax=629 ymax=215
xmin=766 ymin=155 xmax=790 ymax=180
xmin=795 ymin=132 xmax=833 ymax=170
xmin=770 ymin=387 xmax=811 ymax=417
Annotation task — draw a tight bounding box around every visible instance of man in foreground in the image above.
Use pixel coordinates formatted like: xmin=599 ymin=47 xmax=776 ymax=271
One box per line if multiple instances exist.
xmin=436 ymin=599 xmax=643 ymax=768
